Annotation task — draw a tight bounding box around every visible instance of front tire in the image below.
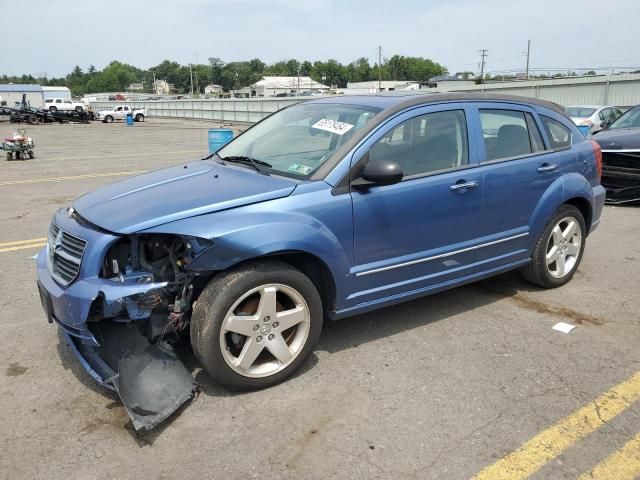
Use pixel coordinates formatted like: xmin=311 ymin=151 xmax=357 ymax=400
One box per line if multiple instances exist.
xmin=104 ymin=115 xmax=114 ymax=123
xmin=191 ymin=260 xmax=323 ymax=391
xmin=520 ymin=204 xmax=586 ymax=288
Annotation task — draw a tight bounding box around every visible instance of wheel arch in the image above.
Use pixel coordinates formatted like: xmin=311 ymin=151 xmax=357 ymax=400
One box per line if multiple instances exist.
xmin=268 ymin=251 xmax=336 ymax=317
xmin=529 ymin=174 xmax=595 ymax=244
xmin=564 ymin=196 xmax=592 ymax=234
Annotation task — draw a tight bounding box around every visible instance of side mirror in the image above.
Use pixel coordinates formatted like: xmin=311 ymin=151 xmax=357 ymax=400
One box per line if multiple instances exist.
xmin=353 ymin=158 xmax=403 ymax=187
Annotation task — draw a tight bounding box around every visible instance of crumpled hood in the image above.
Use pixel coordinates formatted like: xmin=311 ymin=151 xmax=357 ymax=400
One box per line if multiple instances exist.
xmin=593 ymin=128 xmax=640 ymax=151
xmin=73 ymin=160 xmax=296 ymax=234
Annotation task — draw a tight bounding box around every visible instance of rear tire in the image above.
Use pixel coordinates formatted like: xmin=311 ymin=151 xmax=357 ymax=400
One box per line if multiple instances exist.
xmin=135 ymin=113 xmax=144 ymax=122
xmin=520 ymin=204 xmax=586 ymax=288
xmin=27 ymin=150 xmax=35 ymax=159
xmin=75 ymin=106 xmax=83 ymax=113
xmin=28 ymin=114 xmax=38 ymax=124
xmin=49 ymin=106 xmax=57 ymax=113
xmin=191 ymin=260 xmax=323 ymax=391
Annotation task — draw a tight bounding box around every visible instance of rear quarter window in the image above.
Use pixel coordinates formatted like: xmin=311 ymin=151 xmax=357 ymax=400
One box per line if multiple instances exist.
xmin=541 ymin=116 xmax=572 ymax=149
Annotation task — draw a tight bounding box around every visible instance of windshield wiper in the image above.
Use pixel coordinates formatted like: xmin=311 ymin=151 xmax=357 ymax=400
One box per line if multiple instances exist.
xmin=219 ymin=155 xmax=272 ymax=174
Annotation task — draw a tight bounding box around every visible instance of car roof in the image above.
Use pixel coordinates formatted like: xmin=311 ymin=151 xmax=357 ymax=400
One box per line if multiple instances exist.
xmin=305 ymin=91 xmax=568 ymax=116
xmin=566 ymin=105 xmax=605 ymax=109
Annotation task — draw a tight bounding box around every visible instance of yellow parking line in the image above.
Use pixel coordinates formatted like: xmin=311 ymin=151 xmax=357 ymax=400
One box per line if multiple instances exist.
xmin=578 ymin=432 xmax=640 ymax=479
xmin=0 ymin=170 xmax=147 ymax=186
xmin=473 ymin=371 xmax=640 ymax=480
xmin=0 ymin=237 xmax=47 ymax=248
xmin=0 ymin=242 xmax=45 ymax=253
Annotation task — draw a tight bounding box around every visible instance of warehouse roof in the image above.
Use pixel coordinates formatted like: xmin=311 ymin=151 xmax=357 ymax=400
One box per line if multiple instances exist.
xmin=0 ymin=84 xmax=43 ymax=92
xmin=252 ymin=76 xmax=329 ymax=89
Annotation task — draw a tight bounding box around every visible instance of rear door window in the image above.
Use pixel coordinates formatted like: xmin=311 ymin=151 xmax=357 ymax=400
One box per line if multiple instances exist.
xmin=479 ymin=109 xmax=545 ymax=161
xmin=540 ymin=116 xmax=572 ymax=149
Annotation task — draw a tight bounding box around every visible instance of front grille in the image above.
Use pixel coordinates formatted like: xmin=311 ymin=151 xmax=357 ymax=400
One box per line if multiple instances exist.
xmin=602 ymin=152 xmax=640 ymax=189
xmin=48 ymin=223 xmax=87 ymax=286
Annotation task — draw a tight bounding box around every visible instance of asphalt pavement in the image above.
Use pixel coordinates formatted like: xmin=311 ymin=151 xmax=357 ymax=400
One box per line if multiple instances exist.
xmin=1 ymin=118 xmax=639 ymax=480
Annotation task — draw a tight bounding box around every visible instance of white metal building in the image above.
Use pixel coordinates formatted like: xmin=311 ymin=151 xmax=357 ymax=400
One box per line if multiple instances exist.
xmin=42 ymin=86 xmax=72 ymax=99
xmin=422 ymin=76 xmax=476 ymax=91
xmin=251 ymin=76 xmax=329 ymax=97
xmin=344 ymin=80 xmax=421 ymax=94
xmin=0 ymin=84 xmax=44 ymax=107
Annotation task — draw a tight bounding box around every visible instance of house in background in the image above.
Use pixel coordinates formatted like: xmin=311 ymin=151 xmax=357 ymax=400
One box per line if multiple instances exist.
xmin=153 ymin=79 xmax=175 ymax=95
xmin=204 ymin=84 xmax=223 ymax=96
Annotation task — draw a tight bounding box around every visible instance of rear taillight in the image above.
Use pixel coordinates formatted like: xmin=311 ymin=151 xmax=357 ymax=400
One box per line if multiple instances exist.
xmin=590 ymin=140 xmax=602 ymax=181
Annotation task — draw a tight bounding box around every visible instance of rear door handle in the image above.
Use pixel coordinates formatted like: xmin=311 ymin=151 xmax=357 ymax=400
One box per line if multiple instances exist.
xmin=537 ymin=163 xmax=558 ymax=173
xmin=449 ymin=181 xmax=478 ymax=191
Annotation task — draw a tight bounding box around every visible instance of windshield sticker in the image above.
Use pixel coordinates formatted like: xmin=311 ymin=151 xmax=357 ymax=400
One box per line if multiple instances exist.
xmin=287 ymin=164 xmax=314 ymax=175
xmin=311 ymin=119 xmax=354 ymax=136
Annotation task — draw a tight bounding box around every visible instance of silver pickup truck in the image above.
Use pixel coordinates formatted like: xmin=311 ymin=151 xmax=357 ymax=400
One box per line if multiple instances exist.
xmin=94 ymin=105 xmax=146 ymax=123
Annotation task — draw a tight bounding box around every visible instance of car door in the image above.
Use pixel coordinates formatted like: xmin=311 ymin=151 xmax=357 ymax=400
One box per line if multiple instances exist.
xmin=349 ymin=104 xmax=482 ymax=306
xmin=114 ymin=106 xmax=124 ymax=119
xmin=471 ymin=103 xmax=565 ymax=272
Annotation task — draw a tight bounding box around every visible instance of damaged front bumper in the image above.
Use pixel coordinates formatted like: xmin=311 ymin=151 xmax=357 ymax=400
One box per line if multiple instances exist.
xmin=602 ymin=150 xmax=640 ymax=204
xmin=36 ymin=209 xmax=197 ymax=431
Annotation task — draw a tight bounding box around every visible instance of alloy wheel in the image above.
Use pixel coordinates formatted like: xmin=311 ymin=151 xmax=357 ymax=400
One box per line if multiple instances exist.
xmin=545 ymin=216 xmax=582 ymax=278
xmin=219 ymin=284 xmax=310 ymax=378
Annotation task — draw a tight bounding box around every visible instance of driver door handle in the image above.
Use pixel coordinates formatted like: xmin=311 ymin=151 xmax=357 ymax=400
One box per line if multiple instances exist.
xmin=449 ymin=181 xmax=478 ymax=191
xmin=449 ymin=181 xmax=478 ymax=192
xmin=537 ymin=163 xmax=558 ymax=173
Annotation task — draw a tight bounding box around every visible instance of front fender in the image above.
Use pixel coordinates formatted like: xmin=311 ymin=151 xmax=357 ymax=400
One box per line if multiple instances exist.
xmin=186 ymin=213 xmax=350 ymax=278
xmin=140 ymin=190 xmax=354 ymax=305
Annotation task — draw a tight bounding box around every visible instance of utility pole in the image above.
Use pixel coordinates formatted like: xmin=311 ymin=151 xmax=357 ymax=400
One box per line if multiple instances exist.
xmin=189 ymin=64 xmax=194 ymax=96
xmin=478 ymin=49 xmax=488 ymax=84
xmin=378 ymin=45 xmax=382 ymax=91
xmin=525 ymin=40 xmax=531 ymax=80
xmin=194 ymin=53 xmax=199 ymax=97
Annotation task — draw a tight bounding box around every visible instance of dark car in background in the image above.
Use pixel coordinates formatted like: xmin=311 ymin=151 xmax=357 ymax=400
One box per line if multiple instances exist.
xmin=593 ymin=105 xmax=640 ymax=204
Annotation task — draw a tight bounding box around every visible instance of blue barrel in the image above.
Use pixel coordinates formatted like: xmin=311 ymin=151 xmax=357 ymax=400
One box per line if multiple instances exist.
xmin=126 ymin=113 xmax=134 ymax=126
xmin=208 ymin=129 xmax=234 ymax=153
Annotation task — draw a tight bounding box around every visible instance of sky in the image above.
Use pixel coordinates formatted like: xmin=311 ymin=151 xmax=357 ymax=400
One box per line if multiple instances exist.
xmin=3 ymin=0 xmax=640 ymax=77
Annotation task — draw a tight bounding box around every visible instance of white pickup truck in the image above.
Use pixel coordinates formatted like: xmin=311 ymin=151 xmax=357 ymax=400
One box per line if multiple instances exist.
xmin=43 ymin=97 xmax=85 ymax=113
xmin=94 ymin=105 xmax=146 ymax=123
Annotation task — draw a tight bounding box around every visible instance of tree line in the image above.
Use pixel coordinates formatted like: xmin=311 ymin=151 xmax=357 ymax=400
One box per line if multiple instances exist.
xmin=0 ymin=56 xmax=447 ymax=95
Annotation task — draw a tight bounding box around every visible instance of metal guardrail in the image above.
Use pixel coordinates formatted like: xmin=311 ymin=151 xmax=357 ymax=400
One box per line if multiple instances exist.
xmin=89 ymin=98 xmax=304 ymax=124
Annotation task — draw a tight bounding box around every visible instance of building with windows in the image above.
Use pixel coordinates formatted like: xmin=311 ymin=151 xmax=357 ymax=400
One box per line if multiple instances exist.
xmin=153 ymin=79 xmax=175 ymax=95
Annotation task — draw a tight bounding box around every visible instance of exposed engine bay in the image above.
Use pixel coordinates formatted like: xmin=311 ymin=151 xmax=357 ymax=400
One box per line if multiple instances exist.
xmin=83 ymin=234 xmax=211 ymax=431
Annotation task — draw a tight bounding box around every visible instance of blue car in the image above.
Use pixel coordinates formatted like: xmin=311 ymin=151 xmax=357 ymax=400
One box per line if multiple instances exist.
xmin=36 ymin=93 xmax=605 ymax=429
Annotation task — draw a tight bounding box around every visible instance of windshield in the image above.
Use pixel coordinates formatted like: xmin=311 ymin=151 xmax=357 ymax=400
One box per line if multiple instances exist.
xmin=217 ymin=103 xmax=381 ymax=178
xmin=608 ymin=107 xmax=640 ymax=130
xmin=565 ymin=107 xmax=596 ymax=118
